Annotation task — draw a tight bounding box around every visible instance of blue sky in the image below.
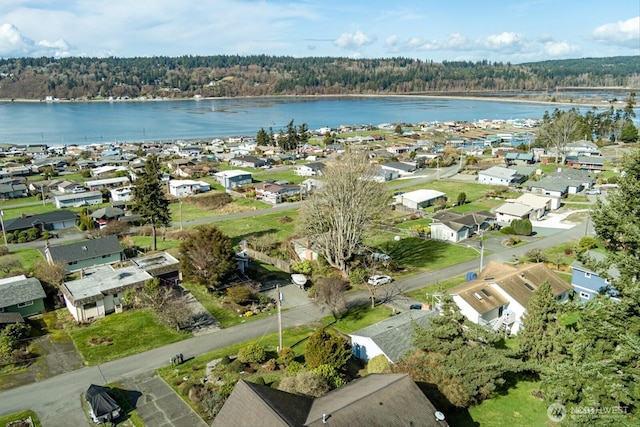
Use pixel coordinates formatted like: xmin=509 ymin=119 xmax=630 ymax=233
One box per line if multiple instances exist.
xmin=0 ymin=0 xmax=638 ymax=62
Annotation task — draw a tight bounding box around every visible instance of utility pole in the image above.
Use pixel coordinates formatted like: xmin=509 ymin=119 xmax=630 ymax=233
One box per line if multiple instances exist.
xmin=276 ymin=284 xmax=283 ymax=351
xmin=179 ymin=198 xmax=183 ymax=231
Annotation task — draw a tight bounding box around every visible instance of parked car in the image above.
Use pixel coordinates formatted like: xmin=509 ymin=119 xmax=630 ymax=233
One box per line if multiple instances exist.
xmin=72 ymin=186 xmax=86 ymax=193
xmin=585 ymin=188 xmax=601 ymax=195
xmin=367 ymin=274 xmax=392 ymax=286
xmin=409 ymin=303 xmax=423 ymax=310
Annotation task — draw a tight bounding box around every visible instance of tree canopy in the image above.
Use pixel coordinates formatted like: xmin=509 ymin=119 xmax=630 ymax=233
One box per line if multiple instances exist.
xmin=132 ymin=155 xmax=171 ymax=251
xmin=297 ymin=152 xmax=388 ymax=274
xmin=179 ymin=225 xmax=236 ymax=290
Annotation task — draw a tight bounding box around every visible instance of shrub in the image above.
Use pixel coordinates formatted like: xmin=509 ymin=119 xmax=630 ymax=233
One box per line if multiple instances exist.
xmin=238 ymin=343 xmax=267 ymax=364
xmin=251 ymin=376 xmax=266 ymax=385
xmin=511 ymin=219 xmax=532 ymax=236
xmin=217 ymin=355 xmax=232 ymax=367
xmin=277 ymin=347 xmax=296 ymax=367
xmin=291 ymin=260 xmax=312 ymax=275
xmin=263 ymin=359 xmax=277 ymax=372
xmin=226 ymin=286 xmax=252 ymax=305
xmin=278 ymin=370 xmax=330 ymax=397
xmin=312 ymin=364 xmax=345 ymax=389
xmin=500 ymin=226 xmax=515 ymax=235
xmin=577 ymin=236 xmax=598 ymax=253
xmin=348 ymin=268 xmax=367 ymax=286
xmin=218 ymin=379 xmax=238 ymax=399
xmin=226 ymin=358 xmax=245 ymax=373
xmin=304 ymin=328 xmax=351 ymax=371
xmin=286 ymin=360 xmax=304 ymax=374
xmin=367 ymin=354 xmax=391 ymax=374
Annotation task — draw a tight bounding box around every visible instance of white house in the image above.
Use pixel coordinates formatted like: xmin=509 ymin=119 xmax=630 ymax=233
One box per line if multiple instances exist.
xmin=494 ymin=202 xmax=533 ymax=224
xmin=62 ymin=265 xmax=152 ymax=322
xmin=85 ymin=176 xmax=130 ymax=191
xmin=350 ymin=310 xmax=437 ymax=363
xmin=295 ymin=162 xmax=325 ymax=177
xmin=514 ymin=193 xmax=553 ymax=219
xmin=397 ymin=189 xmax=446 ymax=210
xmin=449 ymin=261 xmax=572 ymax=335
xmin=477 ymin=166 xmax=522 ymax=186
xmin=110 ymin=187 xmax=133 ymax=202
xmin=54 ymin=192 xmax=103 ymax=208
xmin=214 ymin=170 xmax=253 ymax=189
xmin=168 ymin=179 xmax=211 ymax=197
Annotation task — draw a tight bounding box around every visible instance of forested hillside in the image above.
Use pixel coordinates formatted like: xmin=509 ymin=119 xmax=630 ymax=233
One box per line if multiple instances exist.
xmin=0 ymin=55 xmax=638 ymax=101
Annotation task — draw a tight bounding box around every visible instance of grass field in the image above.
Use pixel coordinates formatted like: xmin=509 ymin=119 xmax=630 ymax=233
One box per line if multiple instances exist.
xmin=66 ymin=309 xmax=189 ymax=365
xmin=10 ymin=247 xmax=45 ymax=271
xmin=321 ymin=304 xmax=395 ymax=334
xmin=404 ymin=275 xmax=468 ymax=302
xmin=459 ymin=379 xmax=551 ymax=427
xmin=215 ymin=208 xmax=299 ymax=244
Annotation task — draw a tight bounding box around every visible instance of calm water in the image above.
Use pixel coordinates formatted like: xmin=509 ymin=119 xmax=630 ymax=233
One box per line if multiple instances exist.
xmin=0 ymin=96 xmax=627 ymax=146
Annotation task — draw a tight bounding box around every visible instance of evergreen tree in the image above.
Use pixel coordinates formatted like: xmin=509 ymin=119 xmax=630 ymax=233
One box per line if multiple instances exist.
xmin=132 ymin=155 xmax=171 ymax=251
xmin=518 ymin=281 xmax=565 ymax=363
xmin=256 ymin=127 xmax=269 ymax=146
xmin=304 ymin=328 xmax=351 ymax=371
xmin=179 ymin=225 xmax=236 ymax=291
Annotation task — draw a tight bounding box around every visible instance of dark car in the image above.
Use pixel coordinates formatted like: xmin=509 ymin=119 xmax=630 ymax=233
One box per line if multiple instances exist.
xmin=409 ymin=304 xmax=423 ymax=310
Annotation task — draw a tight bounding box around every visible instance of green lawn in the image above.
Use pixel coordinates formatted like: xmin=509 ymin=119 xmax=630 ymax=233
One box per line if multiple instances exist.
xmin=67 ymin=309 xmax=189 ymax=365
xmin=457 ymin=380 xmax=550 ymax=427
xmin=321 ymin=304 xmax=395 ymax=334
xmin=215 ymin=209 xmax=299 ymax=244
xmin=0 ymin=410 xmax=42 ymax=427
xmin=10 ymin=247 xmax=45 ymax=272
xmin=404 ymin=275 xmax=468 ymax=302
xmin=366 ymin=234 xmax=478 ymax=274
xmin=391 ymin=181 xmax=496 ymax=204
xmin=252 ymin=169 xmax=303 ymax=184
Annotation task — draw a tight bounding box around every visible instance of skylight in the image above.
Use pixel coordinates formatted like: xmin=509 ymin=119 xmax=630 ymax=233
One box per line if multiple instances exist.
xmin=523 ymin=282 xmax=535 ymax=291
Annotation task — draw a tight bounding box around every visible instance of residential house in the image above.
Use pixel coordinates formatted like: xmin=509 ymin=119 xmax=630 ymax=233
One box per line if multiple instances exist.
xmin=214 ymin=170 xmax=253 ymax=189
xmin=294 ymin=162 xmax=325 ymax=177
xmin=397 ymin=189 xmax=446 ymax=210
xmin=91 ymin=165 xmax=128 ymax=178
xmin=514 ymin=193 xmax=553 ymax=219
xmin=7 ymin=165 xmax=31 ymax=177
xmin=566 ymin=140 xmax=601 ymax=157
xmin=350 ymin=310 xmax=437 ymax=363
xmin=369 ymin=167 xmax=399 ymax=183
xmin=54 ymin=192 xmax=103 ymax=208
xmin=3 ymin=210 xmax=77 ymax=233
xmin=229 ymin=155 xmax=266 ymax=168
xmin=0 ymin=275 xmax=46 ymax=318
xmin=44 ymin=235 xmax=124 ymax=273
xmin=174 ymin=164 xmax=212 ymax=178
xmin=213 ymin=374 xmax=448 ymax=427
xmin=85 ymin=176 xmax=130 ymax=191
xmin=526 ymin=175 xmax=577 ymax=198
xmin=504 ymin=152 xmax=534 ymax=166
xmin=449 ymin=261 xmax=572 ymax=335
xmin=57 ymin=180 xmax=80 ymax=193
xmin=0 ymin=183 xmax=28 ymax=200
xmin=168 ymin=179 xmax=211 ymax=197
xmin=430 ymin=210 xmax=495 ymax=243
xmin=477 ymin=166 xmax=526 ymax=186
xmin=28 ymin=179 xmax=63 ymax=196
xmin=90 ymin=207 xmax=125 ymax=228
xmin=565 ymin=155 xmax=605 ymax=171
xmin=291 ymin=238 xmax=321 ymax=262
xmin=570 ymin=251 xmax=620 ymax=302
xmin=110 ymin=186 xmax=133 ymax=202
xmin=253 ymin=182 xmax=301 ymax=204
xmin=167 ymin=158 xmax=197 ymax=172
xmin=379 ymin=161 xmax=417 ymax=176
xmin=62 ymin=265 xmax=151 ymax=322
xmin=494 ymin=202 xmax=533 ymax=225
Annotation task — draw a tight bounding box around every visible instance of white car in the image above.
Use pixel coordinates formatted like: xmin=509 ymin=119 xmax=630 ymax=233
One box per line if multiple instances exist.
xmin=367 ymin=275 xmax=392 ymax=286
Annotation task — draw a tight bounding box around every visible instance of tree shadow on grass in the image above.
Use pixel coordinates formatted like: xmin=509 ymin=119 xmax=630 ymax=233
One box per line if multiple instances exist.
xmin=378 ymin=237 xmax=451 ymax=269
xmin=415 ymin=381 xmax=479 ymax=427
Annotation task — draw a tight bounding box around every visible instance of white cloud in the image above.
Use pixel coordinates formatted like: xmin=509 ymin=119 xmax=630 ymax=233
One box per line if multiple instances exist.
xmin=592 ymin=16 xmax=640 ymax=48
xmin=544 ymin=41 xmax=579 ymax=57
xmin=334 ymin=30 xmax=376 ymax=51
xmin=385 ymin=34 xmax=399 ymax=51
xmin=0 ymin=23 xmax=34 ymax=57
xmin=481 ymin=32 xmax=525 ymax=51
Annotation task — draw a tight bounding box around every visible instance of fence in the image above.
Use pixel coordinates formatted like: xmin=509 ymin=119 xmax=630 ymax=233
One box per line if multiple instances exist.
xmin=245 ymin=247 xmax=292 ymax=273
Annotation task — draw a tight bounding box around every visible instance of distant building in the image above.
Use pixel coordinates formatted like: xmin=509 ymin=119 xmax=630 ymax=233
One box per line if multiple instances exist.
xmin=214 ymin=170 xmax=253 ymax=189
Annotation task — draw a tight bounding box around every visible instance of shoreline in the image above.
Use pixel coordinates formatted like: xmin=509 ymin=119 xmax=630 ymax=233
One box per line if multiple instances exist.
xmin=0 ymin=92 xmax=625 ymax=109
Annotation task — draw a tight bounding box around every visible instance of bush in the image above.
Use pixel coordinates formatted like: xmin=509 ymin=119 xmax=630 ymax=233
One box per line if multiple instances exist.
xmin=237 ymin=343 xmax=267 ymax=364
xmin=218 ymin=379 xmax=238 ymax=399
xmin=500 ymin=226 xmax=515 ymax=235
xmin=291 ymin=260 xmax=312 ymax=275
xmin=286 ymin=360 xmax=304 ymax=374
xmin=511 ymin=219 xmax=532 ymax=236
xmin=277 ymin=347 xmax=296 ymax=367
xmin=226 ymin=286 xmax=252 ymax=305
xmin=251 ymin=376 xmax=266 ymax=386
xmin=226 ymin=358 xmax=245 ymax=373
xmin=577 ymin=236 xmax=598 ymax=253
xmin=263 ymin=359 xmax=277 ymax=372
xmin=367 ymin=354 xmax=391 ymax=374
xmin=304 ymin=328 xmax=351 ymax=371
xmin=312 ymin=364 xmax=345 ymax=389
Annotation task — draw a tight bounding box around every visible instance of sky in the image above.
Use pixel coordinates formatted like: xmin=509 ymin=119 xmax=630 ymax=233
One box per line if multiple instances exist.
xmin=0 ymin=0 xmax=638 ymax=63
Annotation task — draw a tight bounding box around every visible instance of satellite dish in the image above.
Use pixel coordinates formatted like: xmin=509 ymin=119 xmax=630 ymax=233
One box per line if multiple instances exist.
xmin=394 ymin=235 xmax=401 ymax=241
xmin=435 ymin=411 xmax=446 ymax=421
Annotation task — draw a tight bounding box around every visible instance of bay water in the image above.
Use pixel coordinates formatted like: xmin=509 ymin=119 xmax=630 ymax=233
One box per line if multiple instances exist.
xmin=0 ymin=96 xmax=622 ymax=146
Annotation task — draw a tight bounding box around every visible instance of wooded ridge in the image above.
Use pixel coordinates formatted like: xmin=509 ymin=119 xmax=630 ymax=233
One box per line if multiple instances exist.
xmin=0 ymin=55 xmax=638 ymax=101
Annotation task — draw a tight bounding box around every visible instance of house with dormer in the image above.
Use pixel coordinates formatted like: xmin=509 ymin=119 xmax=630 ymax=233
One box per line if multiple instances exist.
xmin=449 ymin=261 xmax=572 ymax=335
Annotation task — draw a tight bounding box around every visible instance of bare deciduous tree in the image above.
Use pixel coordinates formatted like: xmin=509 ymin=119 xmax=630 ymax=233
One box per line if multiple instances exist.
xmin=0 ymin=255 xmax=21 ymax=275
xmin=538 ymin=110 xmax=582 ymax=164
xmin=298 ymin=152 xmax=388 ymax=275
xmin=310 ymin=276 xmax=349 ymax=321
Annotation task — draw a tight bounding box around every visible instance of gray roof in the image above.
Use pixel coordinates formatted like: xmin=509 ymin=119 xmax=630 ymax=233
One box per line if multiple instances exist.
xmin=350 ymin=310 xmax=438 ymax=362
xmin=54 ymin=192 xmax=103 ymax=202
xmin=46 ymin=235 xmax=123 ymax=264
xmin=3 ymin=210 xmax=77 ymax=232
xmin=528 ymin=176 xmax=572 ymax=192
xmin=480 ymin=166 xmax=517 ymax=180
xmin=214 ymin=374 xmax=445 ymax=427
xmin=62 ymin=264 xmax=151 ymax=305
xmin=90 ymin=206 xmax=124 ymax=219
xmin=381 ymin=161 xmax=416 ymax=172
xmin=0 ymin=275 xmax=46 ymax=309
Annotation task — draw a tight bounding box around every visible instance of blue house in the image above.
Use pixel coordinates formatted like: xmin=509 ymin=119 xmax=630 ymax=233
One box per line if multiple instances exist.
xmin=570 ymin=251 xmax=620 ymax=302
